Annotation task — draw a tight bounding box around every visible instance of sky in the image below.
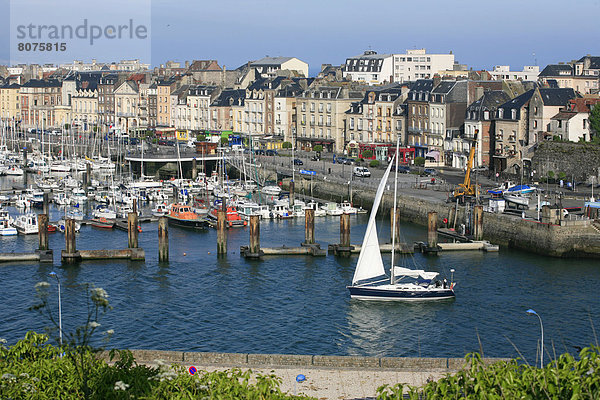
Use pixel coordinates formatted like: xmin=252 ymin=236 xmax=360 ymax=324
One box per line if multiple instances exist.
xmin=1 ymin=0 xmax=600 ymax=76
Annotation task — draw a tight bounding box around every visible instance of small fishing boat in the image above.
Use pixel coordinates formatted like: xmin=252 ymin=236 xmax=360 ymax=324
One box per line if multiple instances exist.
xmin=207 ymin=205 xmax=247 ymax=227
xmin=12 ymin=213 xmax=39 ymax=235
xmin=57 ymin=219 xmax=81 ymax=233
xmin=90 ymin=217 xmax=114 ymax=229
xmin=166 ymin=203 xmax=209 ymax=229
xmin=152 ymin=202 xmax=170 ymax=217
xmin=0 ymin=209 xmax=17 ymax=236
xmin=261 ymin=185 xmax=282 ymax=196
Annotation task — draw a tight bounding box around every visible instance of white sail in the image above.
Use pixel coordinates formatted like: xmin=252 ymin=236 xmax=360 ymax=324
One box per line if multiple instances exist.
xmin=352 ymin=158 xmax=395 ymax=285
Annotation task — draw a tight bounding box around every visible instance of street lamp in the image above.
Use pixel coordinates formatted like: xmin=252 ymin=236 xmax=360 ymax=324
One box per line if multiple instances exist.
xmin=526 ymin=309 xmax=543 ymax=368
xmin=49 ymin=272 xmax=62 ymax=347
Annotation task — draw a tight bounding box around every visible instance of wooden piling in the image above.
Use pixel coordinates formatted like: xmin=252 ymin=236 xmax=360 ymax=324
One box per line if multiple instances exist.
xmin=390 ymin=208 xmax=400 ymax=243
xmin=158 ymin=216 xmax=168 ymax=262
xmin=249 ymin=215 xmax=260 ymax=255
xmin=132 ymin=198 xmax=137 ymax=214
xmin=427 ymin=212 xmax=438 ymax=249
xmin=128 ymin=212 xmax=138 ymax=248
xmin=38 ymin=214 xmax=48 ymax=251
xmin=304 ymin=208 xmax=315 ymax=244
xmin=65 ymin=219 xmax=77 ymax=254
xmin=22 ymin=148 xmax=28 ymax=168
xmin=289 ymin=180 xmax=295 ymax=207
xmin=86 ymin=163 xmax=91 ymax=186
xmin=192 ymin=158 xmax=198 ymax=180
xmin=42 ymin=192 xmax=49 ymax=216
xmin=340 ymin=213 xmax=350 ymax=248
xmin=473 ymin=205 xmax=484 ymax=241
xmin=217 ymin=209 xmax=227 ymax=255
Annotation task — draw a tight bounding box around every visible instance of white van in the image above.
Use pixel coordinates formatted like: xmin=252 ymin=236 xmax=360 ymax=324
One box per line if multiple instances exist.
xmin=353 ymin=166 xmax=371 ymax=177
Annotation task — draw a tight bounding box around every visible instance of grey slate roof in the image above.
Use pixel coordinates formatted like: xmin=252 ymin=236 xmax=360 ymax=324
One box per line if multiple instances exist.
xmin=539 ymin=64 xmax=573 ymax=77
xmin=211 ymin=89 xmax=245 ymax=107
xmin=497 ymin=89 xmax=534 ymax=120
xmin=538 ymin=88 xmax=579 ymax=106
xmin=576 ymin=56 xmax=600 ymax=69
xmin=466 ymin=90 xmax=512 ymax=120
xmin=250 ymin=57 xmax=296 ymax=66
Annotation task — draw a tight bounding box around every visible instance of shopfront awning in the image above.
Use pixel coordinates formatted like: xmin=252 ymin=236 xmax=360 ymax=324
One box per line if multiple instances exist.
xmin=424 ymin=150 xmax=440 ymax=161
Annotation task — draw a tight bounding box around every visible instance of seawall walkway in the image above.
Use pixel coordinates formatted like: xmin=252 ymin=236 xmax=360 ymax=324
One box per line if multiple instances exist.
xmin=105 ymin=350 xmax=507 ymax=399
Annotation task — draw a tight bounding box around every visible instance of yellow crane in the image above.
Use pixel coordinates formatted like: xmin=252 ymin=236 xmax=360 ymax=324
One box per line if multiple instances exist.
xmin=449 ymin=129 xmax=480 ymax=203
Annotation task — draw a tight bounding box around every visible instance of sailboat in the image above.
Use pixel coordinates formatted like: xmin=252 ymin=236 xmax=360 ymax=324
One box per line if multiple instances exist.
xmin=347 ymin=149 xmax=456 ymax=301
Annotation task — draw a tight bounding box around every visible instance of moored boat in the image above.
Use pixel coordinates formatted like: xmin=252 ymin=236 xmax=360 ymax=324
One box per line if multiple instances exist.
xmin=90 ymin=217 xmax=114 ymax=229
xmin=166 ymin=203 xmax=209 ymax=229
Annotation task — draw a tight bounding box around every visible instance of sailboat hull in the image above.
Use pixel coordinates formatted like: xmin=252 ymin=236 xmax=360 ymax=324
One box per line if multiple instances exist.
xmin=347 ymin=286 xmax=455 ymax=301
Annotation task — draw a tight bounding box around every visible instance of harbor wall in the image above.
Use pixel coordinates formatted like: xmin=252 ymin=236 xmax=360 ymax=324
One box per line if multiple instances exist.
xmin=102 ymin=349 xmax=508 ymax=399
xmin=283 ymin=178 xmax=600 ymax=258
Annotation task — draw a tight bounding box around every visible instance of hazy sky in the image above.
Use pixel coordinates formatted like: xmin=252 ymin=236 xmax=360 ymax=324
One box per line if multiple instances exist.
xmin=2 ymin=0 xmax=600 ymax=76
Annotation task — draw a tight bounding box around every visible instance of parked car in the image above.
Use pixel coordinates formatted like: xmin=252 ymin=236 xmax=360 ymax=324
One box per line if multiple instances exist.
xmin=334 ymin=156 xmax=346 ymax=164
xmin=265 ymin=149 xmax=278 ymax=156
xmin=396 ymin=165 xmax=411 ymax=174
xmin=423 ymin=168 xmax=437 ymax=176
xmin=293 ymin=158 xmax=304 ymax=165
xmin=353 ymin=166 xmax=371 ymax=177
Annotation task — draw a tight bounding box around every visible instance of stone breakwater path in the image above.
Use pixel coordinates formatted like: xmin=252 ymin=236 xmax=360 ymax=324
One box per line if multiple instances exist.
xmin=104 ymin=349 xmax=507 ymax=399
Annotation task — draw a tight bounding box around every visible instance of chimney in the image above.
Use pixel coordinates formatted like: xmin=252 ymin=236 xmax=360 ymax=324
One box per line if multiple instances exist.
xmin=185 ymin=61 xmax=190 ymax=69
xmin=433 ymin=74 xmax=441 ymax=88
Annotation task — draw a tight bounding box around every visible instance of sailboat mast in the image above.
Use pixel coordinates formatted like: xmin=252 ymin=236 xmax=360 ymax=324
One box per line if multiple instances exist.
xmin=390 ymin=137 xmax=400 ymax=285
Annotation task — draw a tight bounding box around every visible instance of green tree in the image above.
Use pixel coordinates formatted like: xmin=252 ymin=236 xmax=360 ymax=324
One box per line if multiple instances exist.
xmin=361 ymin=149 xmax=373 ymax=159
xmin=196 ymin=134 xmax=206 ymax=142
xmin=220 ymin=137 xmax=229 ymax=145
xmin=282 ymin=141 xmax=292 ymax=149
xmin=369 ymin=159 xmax=380 ymax=168
xmin=313 ymin=144 xmax=323 ymax=153
xmin=414 ymin=156 xmax=425 ymax=166
xmin=590 ymin=103 xmax=600 ymax=139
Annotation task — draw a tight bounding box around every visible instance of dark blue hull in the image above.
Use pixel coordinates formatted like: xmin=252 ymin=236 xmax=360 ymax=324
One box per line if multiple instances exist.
xmin=347 ymin=286 xmax=455 ymax=301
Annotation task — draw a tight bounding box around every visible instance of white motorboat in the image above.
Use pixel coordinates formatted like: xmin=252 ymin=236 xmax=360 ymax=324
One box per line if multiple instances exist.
xmin=261 ymin=185 xmax=282 ymax=196
xmin=0 ymin=209 xmax=17 ymax=236
xmin=304 ymin=201 xmax=327 ymax=217
xmin=272 ymin=203 xmax=292 ymax=219
xmin=12 ymin=213 xmax=39 ymax=235
xmin=340 ymin=201 xmax=358 ymax=214
xmin=322 ymin=202 xmax=343 ymax=216
xmin=15 ymin=195 xmax=31 ymax=209
xmin=5 ymin=165 xmax=24 ymax=175
xmin=93 ymin=206 xmax=117 ymax=220
xmin=50 ymin=162 xmax=71 ymax=173
xmin=503 ymin=192 xmax=530 ymax=207
xmin=152 ymin=202 xmax=170 ymax=217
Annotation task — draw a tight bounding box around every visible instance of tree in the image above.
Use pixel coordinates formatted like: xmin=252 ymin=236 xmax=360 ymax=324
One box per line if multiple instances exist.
xmin=369 ymin=159 xmax=380 ymax=168
xmin=220 ymin=137 xmax=229 ymax=145
xmin=361 ymin=149 xmax=373 ymax=159
xmin=196 ymin=134 xmax=206 ymax=142
xmin=589 ymin=103 xmax=600 ymax=139
xmin=313 ymin=144 xmax=323 ymax=153
xmin=414 ymin=156 xmax=425 ymax=166
xmin=282 ymin=141 xmax=292 ymax=149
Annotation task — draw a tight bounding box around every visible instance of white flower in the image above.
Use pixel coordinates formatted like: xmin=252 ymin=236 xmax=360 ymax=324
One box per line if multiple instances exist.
xmin=114 ymin=380 xmax=130 ymax=391
xmin=2 ymin=373 xmax=16 ymax=381
xmin=19 ymin=373 xmax=30 ymax=378
xmin=105 ymin=329 xmax=114 ymax=335
xmin=0 ymin=338 xmax=7 ymax=344
xmin=91 ymin=287 xmax=109 ymax=306
xmin=35 ymin=281 xmax=50 ymax=289
xmin=87 ymin=321 xmax=101 ymax=329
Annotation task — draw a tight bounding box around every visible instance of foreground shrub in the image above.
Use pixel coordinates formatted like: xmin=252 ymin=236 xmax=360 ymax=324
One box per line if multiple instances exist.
xmin=0 ymin=332 xmax=313 ymax=399
xmin=378 ymin=347 xmax=600 ymax=399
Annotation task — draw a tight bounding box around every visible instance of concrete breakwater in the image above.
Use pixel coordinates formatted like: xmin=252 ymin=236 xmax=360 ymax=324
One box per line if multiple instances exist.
xmin=105 ymin=349 xmax=507 ymax=399
xmin=282 ymin=178 xmax=600 ymax=258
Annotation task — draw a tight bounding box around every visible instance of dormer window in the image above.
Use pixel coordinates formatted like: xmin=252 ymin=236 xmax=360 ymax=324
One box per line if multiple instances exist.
xmin=511 ymin=109 xmax=517 ymax=119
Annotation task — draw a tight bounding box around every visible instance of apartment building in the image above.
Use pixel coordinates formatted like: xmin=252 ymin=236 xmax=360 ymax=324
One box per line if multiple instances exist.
xmin=296 ymin=85 xmax=364 ymax=152
xmin=20 ymin=79 xmax=62 ymax=128
xmin=343 ymin=51 xmax=394 ymax=84
xmin=392 ymin=49 xmax=455 ymax=83
xmin=0 ymin=83 xmax=20 ymax=120
xmin=71 ymin=82 xmax=98 ymax=132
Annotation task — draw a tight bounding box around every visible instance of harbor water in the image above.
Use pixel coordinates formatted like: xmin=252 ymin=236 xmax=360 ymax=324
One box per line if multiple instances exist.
xmin=1 ymin=174 xmax=599 ymax=365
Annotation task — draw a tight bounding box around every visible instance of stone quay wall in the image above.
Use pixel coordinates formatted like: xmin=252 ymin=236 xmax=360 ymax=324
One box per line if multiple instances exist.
xmin=102 ymin=349 xmax=508 ymax=399
xmin=532 ymin=141 xmax=600 ymax=182
xmin=284 ymin=178 xmax=600 ymax=258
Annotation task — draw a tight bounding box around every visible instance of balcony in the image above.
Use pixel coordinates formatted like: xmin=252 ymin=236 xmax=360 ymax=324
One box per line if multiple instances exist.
xmin=495 ymin=135 xmax=503 ymax=141
xmin=116 ymin=112 xmax=135 ymax=118
xmin=508 ymin=135 xmax=516 ymax=142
